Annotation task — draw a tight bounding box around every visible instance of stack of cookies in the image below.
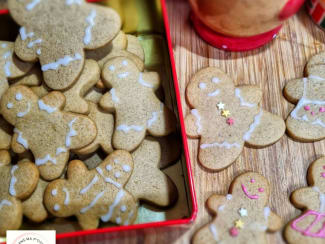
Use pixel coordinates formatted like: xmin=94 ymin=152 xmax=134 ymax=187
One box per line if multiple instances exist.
xmin=0 ymin=0 xmax=181 ymax=235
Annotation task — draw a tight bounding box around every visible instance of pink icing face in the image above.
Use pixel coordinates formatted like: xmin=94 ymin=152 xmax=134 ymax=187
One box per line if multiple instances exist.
xmin=241 ymin=184 xmax=259 ymax=199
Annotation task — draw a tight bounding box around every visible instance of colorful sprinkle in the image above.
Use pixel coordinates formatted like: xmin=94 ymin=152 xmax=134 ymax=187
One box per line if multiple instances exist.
xmin=222 ymin=110 xmax=231 ymax=118
xmin=229 ymin=227 xmax=239 ymax=237
xmin=321 ymin=172 xmax=325 ymax=178
xmin=320 ymin=107 xmax=325 ymax=113
xmin=226 ymin=118 xmax=234 ymax=126
xmin=235 ymin=219 xmax=244 ymax=229
xmin=217 ymin=102 xmax=225 ymax=110
xmin=311 ymin=111 xmax=315 ymax=116
xmin=258 ymin=188 xmax=264 ymax=192
xmin=304 ymin=106 xmax=310 ymax=111
xmin=250 ymin=179 xmax=255 ymax=183
xmin=238 ymin=208 xmax=248 ymax=217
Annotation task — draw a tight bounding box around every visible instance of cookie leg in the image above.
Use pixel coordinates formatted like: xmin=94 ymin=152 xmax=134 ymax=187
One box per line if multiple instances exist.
xmin=36 ymin=151 xmax=69 ymax=180
xmin=113 ymin=122 xmax=146 ymax=151
xmin=192 ymin=224 xmax=219 ymax=244
xmin=0 ymin=198 xmax=22 ymax=236
xmin=77 ymin=214 xmax=99 ymax=230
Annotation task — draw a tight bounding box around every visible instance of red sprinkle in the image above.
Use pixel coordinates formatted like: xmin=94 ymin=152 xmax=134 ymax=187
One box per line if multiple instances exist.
xmin=229 ymin=227 xmax=239 ymax=237
xmin=227 ymin=118 xmax=234 ymax=126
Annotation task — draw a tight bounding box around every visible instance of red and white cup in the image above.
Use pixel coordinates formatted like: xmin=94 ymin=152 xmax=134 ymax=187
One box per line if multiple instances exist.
xmin=189 ymin=0 xmax=305 ymax=51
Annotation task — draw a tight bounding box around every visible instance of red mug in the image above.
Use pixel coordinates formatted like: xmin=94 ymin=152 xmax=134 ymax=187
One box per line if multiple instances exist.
xmin=189 ymin=0 xmax=305 ymax=51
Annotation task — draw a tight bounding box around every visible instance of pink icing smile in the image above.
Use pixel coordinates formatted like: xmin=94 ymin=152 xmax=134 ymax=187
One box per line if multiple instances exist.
xmin=241 ymin=184 xmax=259 ymax=199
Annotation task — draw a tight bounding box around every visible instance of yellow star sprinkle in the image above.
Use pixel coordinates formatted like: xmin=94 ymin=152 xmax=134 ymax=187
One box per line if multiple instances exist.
xmin=222 ymin=110 xmax=231 ymax=118
xmin=235 ymin=219 xmax=244 ymax=229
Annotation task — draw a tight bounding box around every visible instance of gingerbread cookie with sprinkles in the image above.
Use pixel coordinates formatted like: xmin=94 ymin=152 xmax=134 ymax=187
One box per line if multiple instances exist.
xmin=100 ymin=57 xmax=176 ymax=151
xmin=192 ymin=172 xmax=282 ymax=244
xmin=185 ymin=67 xmax=285 ymax=171
xmin=44 ymin=150 xmax=138 ymax=230
xmin=0 ymin=41 xmax=33 ymax=98
xmin=8 ymin=0 xmax=121 ymax=90
xmin=285 ymin=157 xmax=325 ymax=244
xmin=284 ymin=52 xmax=325 ymax=142
xmin=0 ymin=150 xmax=39 ymax=235
xmin=0 ymin=85 xmax=97 ymax=180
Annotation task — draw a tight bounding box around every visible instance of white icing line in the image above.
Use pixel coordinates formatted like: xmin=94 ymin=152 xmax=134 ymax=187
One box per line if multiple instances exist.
xmin=66 ymin=118 xmax=77 ymax=147
xmin=138 ymin=73 xmax=154 ymax=88
xmin=9 ymin=165 xmax=18 ymax=196
xmin=35 ymin=154 xmax=57 ymax=166
xmin=264 ymin=206 xmax=270 ymax=221
xmin=63 ymin=188 xmax=70 ymax=205
xmin=84 ymin=9 xmax=96 ymax=45
xmin=116 ymin=125 xmax=143 ymax=133
xmin=27 ymin=39 xmax=42 ymax=48
xmin=309 ymin=75 xmax=325 ymax=81
xmin=235 ymin=88 xmax=256 ymax=107
xmin=0 ymin=200 xmax=12 ymax=210
xmin=118 ymin=72 xmax=129 ymax=78
xmin=56 ymin=147 xmax=67 ymax=155
xmin=116 ymin=217 xmax=122 ymax=224
xmin=66 ymin=0 xmax=82 ymax=5
xmin=19 ymin=27 xmax=34 ymax=41
xmin=80 ymin=190 xmax=105 ymax=214
xmin=17 ymin=103 xmax=31 ymax=117
xmin=110 ymin=88 xmax=119 ymax=103
xmin=96 ymin=167 xmax=121 ymax=189
xmin=41 ymin=53 xmax=82 ymax=71
xmin=312 ymin=119 xmax=325 ymax=128
xmin=243 ymin=110 xmax=263 ymax=141
xmin=123 ymin=210 xmax=134 ymax=226
xmin=14 ymin=128 xmax=28 ymax=149
xmin=191 ymin=109 xmax=202 ymax=134
xmin=26 ymin=0 xmax=41 ymax=10
xmin=36 ymin=49 xmax=41 ymax=55
xmin=38 ymin=99 xmax=56 ymax=113
xmin=80 ymin=175 xmax=99 ymax=195
xmin=313 ymin=186 xmax=325 ymax=212
xmin=207 ymin=89 xmax=220 ymax=97
xmin=209 ymin=223 xmax=219 ymax=241
xmin=120 ymin=205 xmax=127 ymax=212
xmin=200 ymin=141 xmax=240 ymax=149
xmin=101 ymin=189 xmax=125 ymax=222
xmin=2 ymin=51 xmax=11 ymax=59
xmin=4 ymin=61 xmax=11 ymax=77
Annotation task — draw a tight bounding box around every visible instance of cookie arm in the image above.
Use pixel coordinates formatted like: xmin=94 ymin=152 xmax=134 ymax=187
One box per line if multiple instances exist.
xmin=291 ymin=187 xmax=317 ymax=209
xmin=206 ymin=194 xmax=227 ymax=214
xmin=42 ymin=91 xmax=66 ymax=110
xmin=140 ymin=72 xmax=160 ymax=90
xmin=284 ymin=78 xmax=305 ymax=104
xmin=184 ymin=112 xmax=202 ymax=138
xmin=11 ymin=133 xmax=27 ymax=154
xmin=244 ymin=111 xmax=285 ymax=147
xmin=267 ymin=211 xmax=283 ymax=232
xmin=99 ymin=92 xmax=116 ymax=113
xmin=235 ymin=85 xmax=263 ymax=105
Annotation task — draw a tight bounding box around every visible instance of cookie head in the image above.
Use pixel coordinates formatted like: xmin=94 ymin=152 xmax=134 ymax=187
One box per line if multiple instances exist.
xmin=231 ymin=172 xmax=270 ymax=206
xmin=186 ymin=67 xmax=235 ymax=109
xmin=0 ymin=85 xmax=37 ymax=125
xmin=309 ymin=157 xmax=325 ymax=190
xmin=102 ymin=57 xmax=139 ymax=88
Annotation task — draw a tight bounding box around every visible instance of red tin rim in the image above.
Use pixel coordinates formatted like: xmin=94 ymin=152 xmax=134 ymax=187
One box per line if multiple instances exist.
xmin=191 ymin=13 xmax=283 ymax=52
xmin=0 ymin=0 xmax=198 ymax=241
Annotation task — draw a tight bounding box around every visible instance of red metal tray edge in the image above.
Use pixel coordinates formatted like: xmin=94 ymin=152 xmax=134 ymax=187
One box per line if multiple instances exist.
xmin=0 ymin=0 xmax=198 ymax=240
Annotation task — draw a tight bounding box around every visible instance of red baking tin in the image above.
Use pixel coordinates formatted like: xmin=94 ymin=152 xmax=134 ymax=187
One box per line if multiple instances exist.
xmin=0 ymin=0 xmax=197 ymax=242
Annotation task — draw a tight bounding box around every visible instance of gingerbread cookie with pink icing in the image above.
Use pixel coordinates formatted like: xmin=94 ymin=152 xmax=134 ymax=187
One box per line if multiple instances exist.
xmin=0 ymin=85 xmax=97 ymax=180
xmin=0 ymin=150 xmax=39 ymax=235
xmin=8 ymin=0 xmax=121 ymax=90
xmin=285 ymin=157 xmax=325 ymax=244
xmin=99 ymin=57 xmax=176 ymax=151
xmin=185 ymin=67 xmax=285 ymax=171
xmin=192 ymin=172 xmax=282 ymax=244
xmin=284 ymin=52 xmax=325 ymax=142
xmin=44 ymin=150 xmax=138 ymax=230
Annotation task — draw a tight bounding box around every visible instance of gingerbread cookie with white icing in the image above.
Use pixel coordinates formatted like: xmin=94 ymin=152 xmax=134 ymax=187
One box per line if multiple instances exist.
xmin=0 ymin=150 xmax=39 ymax=235
xmin=185 ymin=67 xmax=285 ymax=171
xmin=192 ymin=172 xmax=282 ymax=244
xmin=284 ymin=52 xmax=325 ymax=142
xmin=0 ymin=41 xmax=33 ymax=99
xmin=99 ymin=57 xmax=176 ymax=151
xmin=285 ymin=157 xmax=325 ymax=244
xmin=44 ymin=150 xmax=138 ymax=230
xmin=0 ymin=85 xmax=97 ymax=180
xmin=8 ymin=0 xmax=121 ymax=90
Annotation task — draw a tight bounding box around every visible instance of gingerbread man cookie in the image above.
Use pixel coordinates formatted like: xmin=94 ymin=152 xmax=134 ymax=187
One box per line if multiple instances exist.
xmin=126 ymin=138 xmax=178 ymax=207
xmin=185 ymin=67 xmax=285 ymax=171
xmin=8 ymin=0 xmax=121 ymax=90
xmin=0 ymin=85 xmax=97 ymax=180
xmin=193 ymin=172 xmax=282 ymax=244
xmin=0 ymin=41 xmax=33 ymax=98
xmin=44 ymin=150 xmax=137 ymax=230
xmin=99 ymin=57 xmax=176 ymax=151
xmin=0 ymin=150 xmax=39 ymax=235
xmin=285 ymin=157 xmax=325 ymax=244
xmin=284 ymin=52 xmax=325 ymax=142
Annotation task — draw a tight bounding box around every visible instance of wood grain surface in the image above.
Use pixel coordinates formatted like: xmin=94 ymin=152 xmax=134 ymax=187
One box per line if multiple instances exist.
xmin=61 ymin=0 xmax=325 ymax=243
